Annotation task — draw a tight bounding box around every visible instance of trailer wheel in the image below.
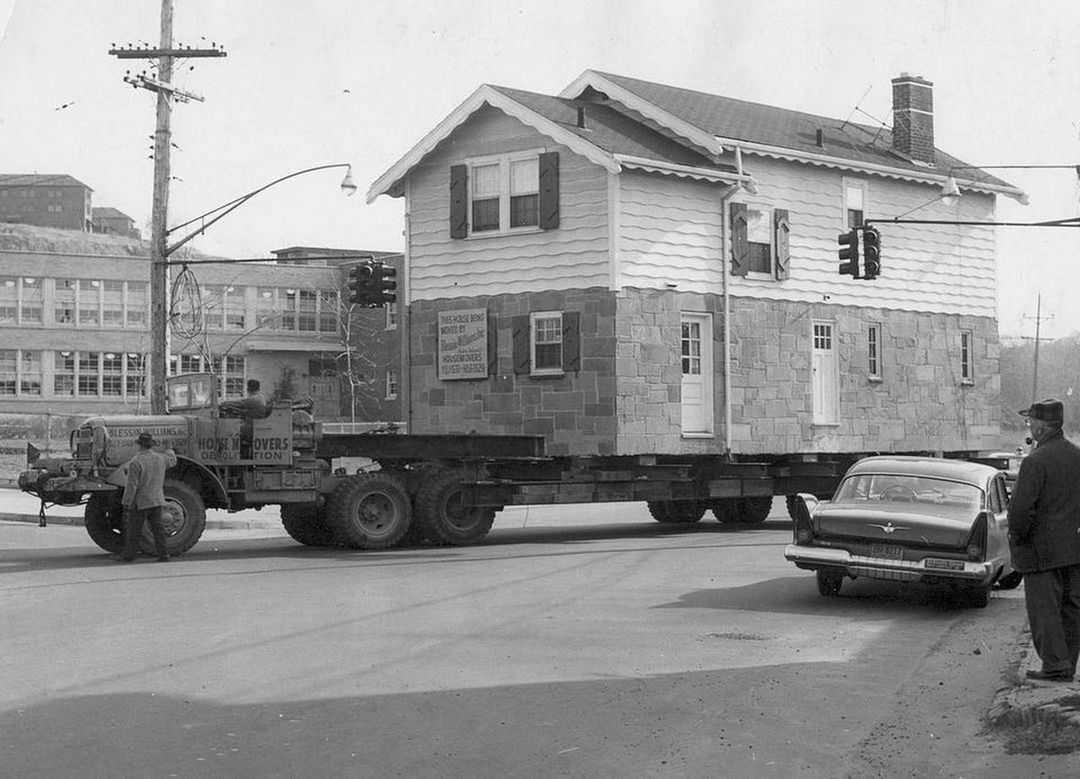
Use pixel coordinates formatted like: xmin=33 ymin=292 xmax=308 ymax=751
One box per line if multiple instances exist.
xmin=740 ymin=496 xmax=773 ymax=524
xmin=328 ymin=472 xmax=412 ymax=550
xmin=149 ymin=478 xmax=206 ymax=556
xmin=281 ymin=504 xmax=336 ymax=546
xmin=84 ymin=493 xmax=125 ymax=553
xmin=415 ymin=469 xmax=496 ymax=546
xmin=710 ymin=498 xmax=740 ymax=523
xmin=647 ymin=500 xmax=705 ymax=523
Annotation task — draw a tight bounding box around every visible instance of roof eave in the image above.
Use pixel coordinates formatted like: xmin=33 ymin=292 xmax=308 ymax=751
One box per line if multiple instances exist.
xmin=718 ymin=137 xmax=1029 ymax=203
xmin=367 ymin=84 xmax=619 ymax=203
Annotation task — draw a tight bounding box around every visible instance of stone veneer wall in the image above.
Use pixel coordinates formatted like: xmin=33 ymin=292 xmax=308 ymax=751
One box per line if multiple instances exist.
xmin=407 ymin=288 xmax=619 ymax=456
xmin=407 ymin=287 xmax=1001 ymax=458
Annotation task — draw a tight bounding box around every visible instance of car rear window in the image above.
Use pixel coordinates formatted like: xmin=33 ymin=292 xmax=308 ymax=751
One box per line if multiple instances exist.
xmin=834 ymin=474 xmax=983 ymax=519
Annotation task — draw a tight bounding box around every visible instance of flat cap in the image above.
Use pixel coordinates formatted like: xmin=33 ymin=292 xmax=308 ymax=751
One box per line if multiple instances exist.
xmin=1019 ymin=398 xmax=1063 ymax=424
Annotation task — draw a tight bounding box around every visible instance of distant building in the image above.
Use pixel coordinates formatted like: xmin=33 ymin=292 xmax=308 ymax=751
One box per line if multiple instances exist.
xmin=0 ymin=174 xmax=93 ymax=231
xmin=91 ymin=207 xmax=140 ymax=240
xmin=271 ymin=245 xmax=400 ymax=267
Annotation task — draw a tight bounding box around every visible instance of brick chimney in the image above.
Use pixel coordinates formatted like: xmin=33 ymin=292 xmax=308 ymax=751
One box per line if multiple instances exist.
xmin=891 ymin=73 xmax=935 ymax=165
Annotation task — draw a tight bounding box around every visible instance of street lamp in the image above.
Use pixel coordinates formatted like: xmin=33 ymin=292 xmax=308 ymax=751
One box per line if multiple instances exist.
xmin=147 ymin=162 xmax=356 ymax=413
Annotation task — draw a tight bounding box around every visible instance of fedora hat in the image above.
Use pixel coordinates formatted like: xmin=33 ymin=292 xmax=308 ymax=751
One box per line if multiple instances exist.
xmin=1019 ymin=398 xmax=1063 ymax=424
xmin=136 ymin=431 xmax=156 ymax=447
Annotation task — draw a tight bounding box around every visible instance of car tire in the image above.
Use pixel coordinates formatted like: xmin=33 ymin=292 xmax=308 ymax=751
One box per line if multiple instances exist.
xmin=816 ymin=570 xmax=843 ymax=597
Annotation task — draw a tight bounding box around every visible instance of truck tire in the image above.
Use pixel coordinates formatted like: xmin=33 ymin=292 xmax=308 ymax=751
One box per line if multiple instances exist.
xmin=84 ymin=493 xmax=125 ymax=553
xmin=647 ymin=500 xmax=705 ymax=523
xmin=710 ymin=498 xmax=740 ymax=524
xmin=328 ymin=472 xmax=412 ymax=550
xmin=415 ymin=469 xmax=496 ymax=546
xmin=281 ymin=504 xmax=336 ymax=547
xmin=150 ymin=478 xmax=207 ymax=557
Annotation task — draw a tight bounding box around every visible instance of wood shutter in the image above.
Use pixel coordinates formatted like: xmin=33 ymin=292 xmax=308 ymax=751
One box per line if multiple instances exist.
xmin=512 ymin=315 xmax=530 ymax=374
xmin=774 ymin=208 xmax=791 ymax=280
xmin=450 ymin=164 xmax=468 ymax=239
xmin=488 ymin=312 xmax=499 ymax=376
xmin=730 ymin=202 xmax=749 ymax=277
xmin=561 ymin=311 xmax=580 ymax=372
xmin=538 ymin=152 xmax=560 ymax=230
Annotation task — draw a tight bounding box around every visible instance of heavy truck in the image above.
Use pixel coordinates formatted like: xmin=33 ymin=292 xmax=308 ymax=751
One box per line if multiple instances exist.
xmin=18 ymin=372 xmax=978 ymax=557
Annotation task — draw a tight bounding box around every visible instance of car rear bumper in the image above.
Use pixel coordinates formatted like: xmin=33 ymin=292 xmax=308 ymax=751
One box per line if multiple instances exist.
xmin=784 ymin=544 xmax=995 ymax=585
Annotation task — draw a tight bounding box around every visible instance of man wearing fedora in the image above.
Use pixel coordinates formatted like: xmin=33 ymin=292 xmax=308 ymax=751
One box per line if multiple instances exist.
xmin=116 ymin=432 xmax=178 ymax=562
xmin=1008 ymin=398 xmax=1080 ymax=682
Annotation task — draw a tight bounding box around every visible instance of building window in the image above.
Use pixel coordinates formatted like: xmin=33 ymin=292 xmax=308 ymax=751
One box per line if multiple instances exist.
xmin=102 ymin=352 xmax=123 ymax=396
xmin=55 ymin=278 xmax=76 ymax=325
xmin=103 ymin=280 xmax=124 ymax=327
xmin=745 ymin=205 xmax=773 ymax=274
xmin=468 ymin=151 xmax=541 ymax=235
xmin=960 ymin=330 xmax=973 ymax=383
xmin=0 ymin=276 xmax=42 ymax=325
xmin=127 ymin=282 xmax=148 ymax=327
xmin=78 ymin=279 xmax=101 ymax=326
xmin=54 ymin=351 xmax=74 ymax=395
xmin=279 ymin=287 xmax=338 ymax=333
xmin=125 ymin=353 xmax=146 ymax=397
xmin=385 ymin=369 xmax=398 ymax=400
xmin=0 ymin=350 xmax=15 ymax=395
xmin=844 ymin=179 xmax=867 ymax=229
xmin=385 ymin=302 xmax=397 ymax=330
xmin=531 ymin=311 xmax=563 ymax=375
xmin=868 ymin=323 xmax=882 ymax=379
xmin=78 ymin=352 xmax=100 ymax=395
xmin=257 ymin=287 xmax=278 ymax=329
xmin=319 ymin=290 xmax=338 ymax=332
xmin=681 ymin=320 xmax=702 ymax=375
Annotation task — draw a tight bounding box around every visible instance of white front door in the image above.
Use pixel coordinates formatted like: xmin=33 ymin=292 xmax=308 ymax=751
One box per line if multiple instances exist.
xmin=681 ymin=313 xmax=713 ymax=434
xmin=812 ymin=320 xmax=839 ymax=424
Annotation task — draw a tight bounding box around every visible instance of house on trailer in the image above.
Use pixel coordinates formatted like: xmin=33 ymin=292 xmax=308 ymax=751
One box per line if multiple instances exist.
xmin=367 ymin=70 xmax=1025 ymax=458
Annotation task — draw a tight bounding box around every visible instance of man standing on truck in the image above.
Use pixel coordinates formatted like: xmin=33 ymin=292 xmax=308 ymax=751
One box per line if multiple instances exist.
xmin=116 ymin=432 xmax=177 ymax=563
xmin=1008 ymin=398 xmax=1080 ymax=682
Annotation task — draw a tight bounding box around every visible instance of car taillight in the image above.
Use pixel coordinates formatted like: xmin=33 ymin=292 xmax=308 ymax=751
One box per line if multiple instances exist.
xmin=966 ymin=512 xmax=989 ymax=559
xmin=792 ymin=495 xmax=815 ymax=544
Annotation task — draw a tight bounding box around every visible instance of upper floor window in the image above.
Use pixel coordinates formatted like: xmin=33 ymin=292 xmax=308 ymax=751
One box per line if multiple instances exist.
xmin=730 ymin=203 xmax=790 ymax=280
xmin=385 ymin=369 xmax=399 ymax=400
xmin=0 ymin=276 xmax=42 ymax=325
xmin=868 ymin=323 xmax=882 ymax=380
xmin=450 ymin=152 xmax=559 ymax=238
xmin=844 ymin=179 xmax=867 ymax=229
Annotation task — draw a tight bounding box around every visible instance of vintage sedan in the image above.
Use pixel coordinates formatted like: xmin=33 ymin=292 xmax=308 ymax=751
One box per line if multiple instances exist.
xmin=784 ymin=456 xmax=1021 ymax=607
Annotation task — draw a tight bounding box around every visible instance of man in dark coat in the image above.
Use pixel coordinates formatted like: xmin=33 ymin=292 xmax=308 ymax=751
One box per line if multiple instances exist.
xmin=1007 ymin=398 xmax=1080 ymax=682
xmin=116 ymin=432 xmax=178 ymax=562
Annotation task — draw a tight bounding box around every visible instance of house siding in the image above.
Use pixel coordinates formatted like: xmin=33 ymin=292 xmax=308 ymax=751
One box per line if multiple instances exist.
xmin=406 ymin=105 xmax=610 ymax=301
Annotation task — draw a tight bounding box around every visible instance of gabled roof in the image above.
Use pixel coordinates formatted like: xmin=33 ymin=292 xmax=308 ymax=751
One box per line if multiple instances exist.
xmin=368 ymin=71 xmax=1024 ymax=203
xmin=0 ymin=173 xmax=92 ymax=190
xmin=92 ymin=207 xmax=132 ymax=220
xmin=561 ymin=70 xmax=1023 ymax=200
xmin=367 ymin=83 xmax=748 ymax=202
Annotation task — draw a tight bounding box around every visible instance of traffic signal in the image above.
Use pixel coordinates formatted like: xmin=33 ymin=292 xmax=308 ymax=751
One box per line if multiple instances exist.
xmin=862 ymin=227 xmax=881 ymax=280
xmin=372 ymin=263 xmax=397 ymax=304
xmin=837 ymin=228 xmax=860 ymax=278
xmin=348 ymin=264 xmax=374 ymax=305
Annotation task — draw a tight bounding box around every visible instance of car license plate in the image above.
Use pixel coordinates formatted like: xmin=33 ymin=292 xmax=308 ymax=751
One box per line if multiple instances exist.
xmin=870 ymin=543 xmax=904 ymax=560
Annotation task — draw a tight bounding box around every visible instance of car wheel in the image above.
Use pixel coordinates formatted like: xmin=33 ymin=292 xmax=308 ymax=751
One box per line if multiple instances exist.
xmin=816 ymin=570 xmax=843 ymax=597
xmin=996 ymin=570 xmax=1023 ymax=590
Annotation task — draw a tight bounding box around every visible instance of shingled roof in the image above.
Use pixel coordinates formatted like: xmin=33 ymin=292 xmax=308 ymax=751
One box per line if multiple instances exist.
xmin=0 ymin=173 xmax=92 ymax=190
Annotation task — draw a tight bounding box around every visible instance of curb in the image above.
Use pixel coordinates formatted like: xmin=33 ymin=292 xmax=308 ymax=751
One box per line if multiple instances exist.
xmin=987 ymin=633 xmax=1080 ymax=731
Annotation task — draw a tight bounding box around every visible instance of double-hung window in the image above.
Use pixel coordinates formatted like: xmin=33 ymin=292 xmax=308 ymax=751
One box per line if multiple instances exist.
xmin=868 ymin=323 xmax=882 ymax=380
xmin=469 ymin=153 xmax=540 ymax=234
xmin=531 ymin=312 xmax=564 ymax=375
xmin=844 ymin=179 xmax=867 ymax=229
xmin=745 ymin=205 xmax=774 ymax=274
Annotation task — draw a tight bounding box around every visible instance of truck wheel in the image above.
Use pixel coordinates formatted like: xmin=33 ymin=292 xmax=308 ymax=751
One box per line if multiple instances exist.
xmin=328 ymin=472 xmax=412 ymax=550
xmin=281 ymin=504 xmax=336 ymax=546
xmin=84 ymin=493 xmax=125 ymax=553
xmin=647 ymin=500 xmax=705 ymax=523
xmin=415 ymin=469 xmax=496 ymax=546
xmin=710 ymin=498 xmax=739 ymax=523
xmin=148 ymin=479 xmax=206 ymax=557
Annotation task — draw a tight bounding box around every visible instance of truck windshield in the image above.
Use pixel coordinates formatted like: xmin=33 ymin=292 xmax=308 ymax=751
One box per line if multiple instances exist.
xmin=166 ymin=373 xmax=216 ymax=411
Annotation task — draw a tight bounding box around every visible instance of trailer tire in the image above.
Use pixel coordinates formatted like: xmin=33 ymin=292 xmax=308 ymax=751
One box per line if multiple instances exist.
xmin=328 ymin=472 xmax=412 ymax=550
xmin=151 ymin=478 xmax=206 ymax=556
xmin=281 ymin=504 xmax=336 ymax=547
xmin=415 ymin=469 xmax=496 ymax=546
xmin=85 ymin=493 xmax=125 ymax=553
xmin=740 ymin=496 xmax=773 ymax=524
xmin=647 ymin=500 xmax=705 ymax=523
xmin=710 ymin=498 xmax=740 ymax=524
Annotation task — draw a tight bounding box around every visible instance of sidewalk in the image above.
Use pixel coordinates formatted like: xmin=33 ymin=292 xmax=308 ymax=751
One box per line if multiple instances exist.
xmin=0 ymin=487 xmax=281 ymax=531
xmin=988 ymin=627 xmax=1080 ymax=731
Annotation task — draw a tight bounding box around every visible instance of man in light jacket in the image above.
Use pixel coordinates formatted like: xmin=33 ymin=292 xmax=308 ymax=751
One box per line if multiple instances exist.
xmin=116 ymin=431 xmax=178 ymax=562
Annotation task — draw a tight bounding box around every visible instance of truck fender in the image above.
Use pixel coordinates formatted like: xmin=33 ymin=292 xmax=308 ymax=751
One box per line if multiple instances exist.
xmin=172 ymin=455 xmax=229 ymax=509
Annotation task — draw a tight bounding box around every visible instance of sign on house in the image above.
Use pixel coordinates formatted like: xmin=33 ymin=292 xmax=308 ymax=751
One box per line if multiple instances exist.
xmin=438 ymin=309 xmax=488 ymax=380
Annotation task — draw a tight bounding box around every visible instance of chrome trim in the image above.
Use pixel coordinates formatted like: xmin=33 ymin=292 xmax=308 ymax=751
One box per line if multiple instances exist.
xmin=784 ymin=544 xmax=992 ymax=582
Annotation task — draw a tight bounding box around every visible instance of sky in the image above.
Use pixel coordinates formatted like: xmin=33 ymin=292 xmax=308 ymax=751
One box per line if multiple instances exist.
xmin=1 ymin=0 xmax=1078 ymax=337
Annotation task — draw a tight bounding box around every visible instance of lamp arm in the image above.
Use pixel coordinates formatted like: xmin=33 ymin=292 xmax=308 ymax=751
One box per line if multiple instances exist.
xmin=164 ymin=163 xmax=352 ymax=256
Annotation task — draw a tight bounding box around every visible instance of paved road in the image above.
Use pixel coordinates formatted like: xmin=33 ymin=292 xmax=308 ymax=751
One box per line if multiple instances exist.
xmin=0 ymin=503 xmax=1034 ymax=777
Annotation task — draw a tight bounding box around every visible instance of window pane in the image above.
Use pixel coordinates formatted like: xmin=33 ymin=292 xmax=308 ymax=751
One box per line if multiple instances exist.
xmin=472 ymin=164 xmax=500 ymax=197
xmin=78 ymin=279 xmax=100 ymax=326
xmin=533 ymin=315 xmax=563 ymax=371
xmin=0 ymin=350 xmax=15 ymax=395
xmin=78 ymin=352 xmax=99 ymax=395
xmin=0 ymin=277 xmax=16 ymax=323
xmin=127 ymin=282 xmax=148 ymax=327
xmin=472 ymin=198 xmax=499 ymax=232
xmin=510 ymin=194 xmax=538 ymax=228
xmin=21 ymin=277 xmax=42 ymax=324
xmin=510 ymin=158 xmax=538 ymax=195
xmin=55 ymin=278 xmax=76 ymax=325
xmin=748 ymin=243 xmax=771 ymax=274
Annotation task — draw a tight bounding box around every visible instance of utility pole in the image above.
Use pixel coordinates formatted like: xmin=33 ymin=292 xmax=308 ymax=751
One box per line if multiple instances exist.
xmin=109 ymin=1 xmax=225 ymax=413
xmin=1023 ymin=292 xmax=1055 ymax=402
